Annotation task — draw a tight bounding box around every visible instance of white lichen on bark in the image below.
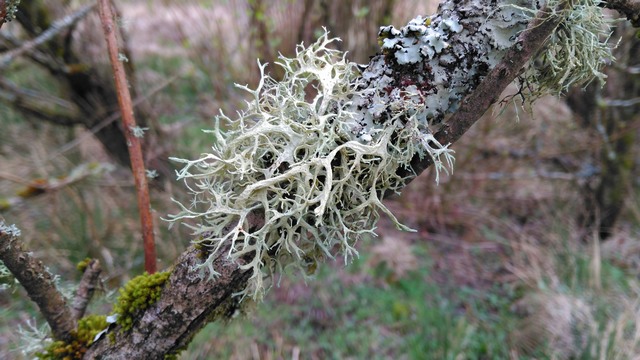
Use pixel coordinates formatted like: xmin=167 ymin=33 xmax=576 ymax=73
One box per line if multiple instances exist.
xmin=168 ymin=0 xmax=612 ymax=299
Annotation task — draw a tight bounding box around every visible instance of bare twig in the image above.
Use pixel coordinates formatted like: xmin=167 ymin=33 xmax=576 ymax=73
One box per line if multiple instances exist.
xmin=0 ymin=162 xmax=112 ymax=211
xmin=0 ymin=77 xmax=82 ymax=125
xmin=0 ymin=221 xmax=76 ymax=342
xmin=71 ymin=259 xmax=102 ymax=320
xmin=98 ymin=0 xmax=157 ymax=274
xmin=0 ymin=2 xmax=96 ymax=69
xmin=0 ymin=32 xmax=67 ymax=74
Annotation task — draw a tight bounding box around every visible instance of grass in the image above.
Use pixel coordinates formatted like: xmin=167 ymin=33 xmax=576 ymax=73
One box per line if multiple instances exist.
xmin=1 ymin=1 xmax=640 ymax=359
xmin=183 ymin=249 xmax=517 ymax=360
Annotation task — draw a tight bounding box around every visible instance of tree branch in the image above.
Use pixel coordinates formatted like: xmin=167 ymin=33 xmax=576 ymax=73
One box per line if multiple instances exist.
xmin=71 ymin=259 xmax=102 ymax=321
xmin=0 ymin=221 xmax=76 ymax=342
xmin=0 ymin=2 xmax=96 ymax=69
xmin=84 ymin=245 xmax=253 ymax=358
xmin=0 ymin=77 xmax=82 ymax=126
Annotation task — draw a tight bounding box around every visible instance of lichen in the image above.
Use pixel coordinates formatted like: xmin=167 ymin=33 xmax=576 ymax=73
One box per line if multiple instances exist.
xmin=167 ymin=31 xmax=455 ymax=300
xmin=2 ymin=0 xmax=21 ymax=23
xmin=517 ymin=0 xmax=613 ymax=97
xmin=111 ymin=271 xmax=170 ymax=332
xmin=167 ymin=0 xmax=613 ymax=301
xmin=0 ymin=220 xmax=21 ymax=237
xmin=35 ymin=315 xmax=108 ymax=360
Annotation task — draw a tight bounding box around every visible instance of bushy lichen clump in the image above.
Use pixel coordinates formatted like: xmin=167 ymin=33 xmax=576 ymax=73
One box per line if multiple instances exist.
xmin=111 ymin=271 xmax=170 ymax=331
xmin=35 ymin=315 xmax=108 ymax=360
xmin=168 ymin=32 xmax=455 ymax=299
xmin=516 ymin=0 xmax=613 ymax=97
xmin=169 ymin=0 xmax=613 ymax=300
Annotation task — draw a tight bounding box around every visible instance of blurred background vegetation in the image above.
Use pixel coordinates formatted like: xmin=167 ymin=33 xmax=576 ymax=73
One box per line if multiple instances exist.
xmin=1 ymin=0 xmax=640 ymax=358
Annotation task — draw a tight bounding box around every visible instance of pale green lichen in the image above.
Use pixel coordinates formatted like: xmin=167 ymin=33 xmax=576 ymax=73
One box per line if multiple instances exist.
xmin=515 ymin=0 xmax=614 ymax=97
xmin=168 ymin=32 xmax=454 ymax=299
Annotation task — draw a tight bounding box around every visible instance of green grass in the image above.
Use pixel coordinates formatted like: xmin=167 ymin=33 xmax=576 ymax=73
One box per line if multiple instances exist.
xmin=182 ymin=246 xmax=521 ymax=360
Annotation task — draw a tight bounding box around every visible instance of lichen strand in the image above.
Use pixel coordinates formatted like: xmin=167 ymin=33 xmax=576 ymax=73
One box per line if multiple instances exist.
xmin=111 ymin=271 xmax=170 ymax=331
xmin=168 ymin=32 xmax=455 ymax=299
xmin=36 ymin=315 xmax=108 ymax=360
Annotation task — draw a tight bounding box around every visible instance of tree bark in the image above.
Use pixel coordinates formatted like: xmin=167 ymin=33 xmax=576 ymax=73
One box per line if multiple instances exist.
xmin=0 ymin=225 xmax=77 ymax=343
xmin=83 ymin=246 xmax=253 ymax=358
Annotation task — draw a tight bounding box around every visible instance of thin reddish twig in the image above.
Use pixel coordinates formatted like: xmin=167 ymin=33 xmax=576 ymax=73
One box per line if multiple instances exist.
xmin=98 ymin=0 xmax=156 ymax=273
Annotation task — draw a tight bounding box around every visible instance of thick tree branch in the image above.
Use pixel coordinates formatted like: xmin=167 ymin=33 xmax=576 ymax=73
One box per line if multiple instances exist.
xmin=84 ymin=245 xmax=253 ymax=358
xmin=0 ymin=221 xmax=76 ymax=342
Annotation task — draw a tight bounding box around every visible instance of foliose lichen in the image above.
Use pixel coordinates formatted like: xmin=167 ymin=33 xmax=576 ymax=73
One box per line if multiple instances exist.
xmin=111 ymin=271 xmax=170 ymax=331
xmin=2 ymin=0 xmax=21 ymax=23
xmin=0 ymin=220 xmax=21 ymax=237
xmin=35 ymin=315 xmax=108 ymax=360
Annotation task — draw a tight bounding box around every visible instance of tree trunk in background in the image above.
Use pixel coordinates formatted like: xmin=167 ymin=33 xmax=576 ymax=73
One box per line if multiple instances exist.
xmin=567 ymin=24 xmax=639 ymax=239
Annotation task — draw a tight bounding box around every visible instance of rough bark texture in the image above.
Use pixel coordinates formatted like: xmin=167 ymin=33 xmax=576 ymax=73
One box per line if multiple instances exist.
xmin=83 ymin=246 xmax=252 ymax=358
xmin=0 ymin=226 xmax=76 ymax=342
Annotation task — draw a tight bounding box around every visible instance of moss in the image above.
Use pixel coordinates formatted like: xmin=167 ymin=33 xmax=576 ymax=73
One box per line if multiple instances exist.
xmin=111 ymin=271 xmax=170 ymax=332
xmin=36 ymin=315 xmax=108 ymax=360
xmin=76 ymin=257 xmax=92 ymax=273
